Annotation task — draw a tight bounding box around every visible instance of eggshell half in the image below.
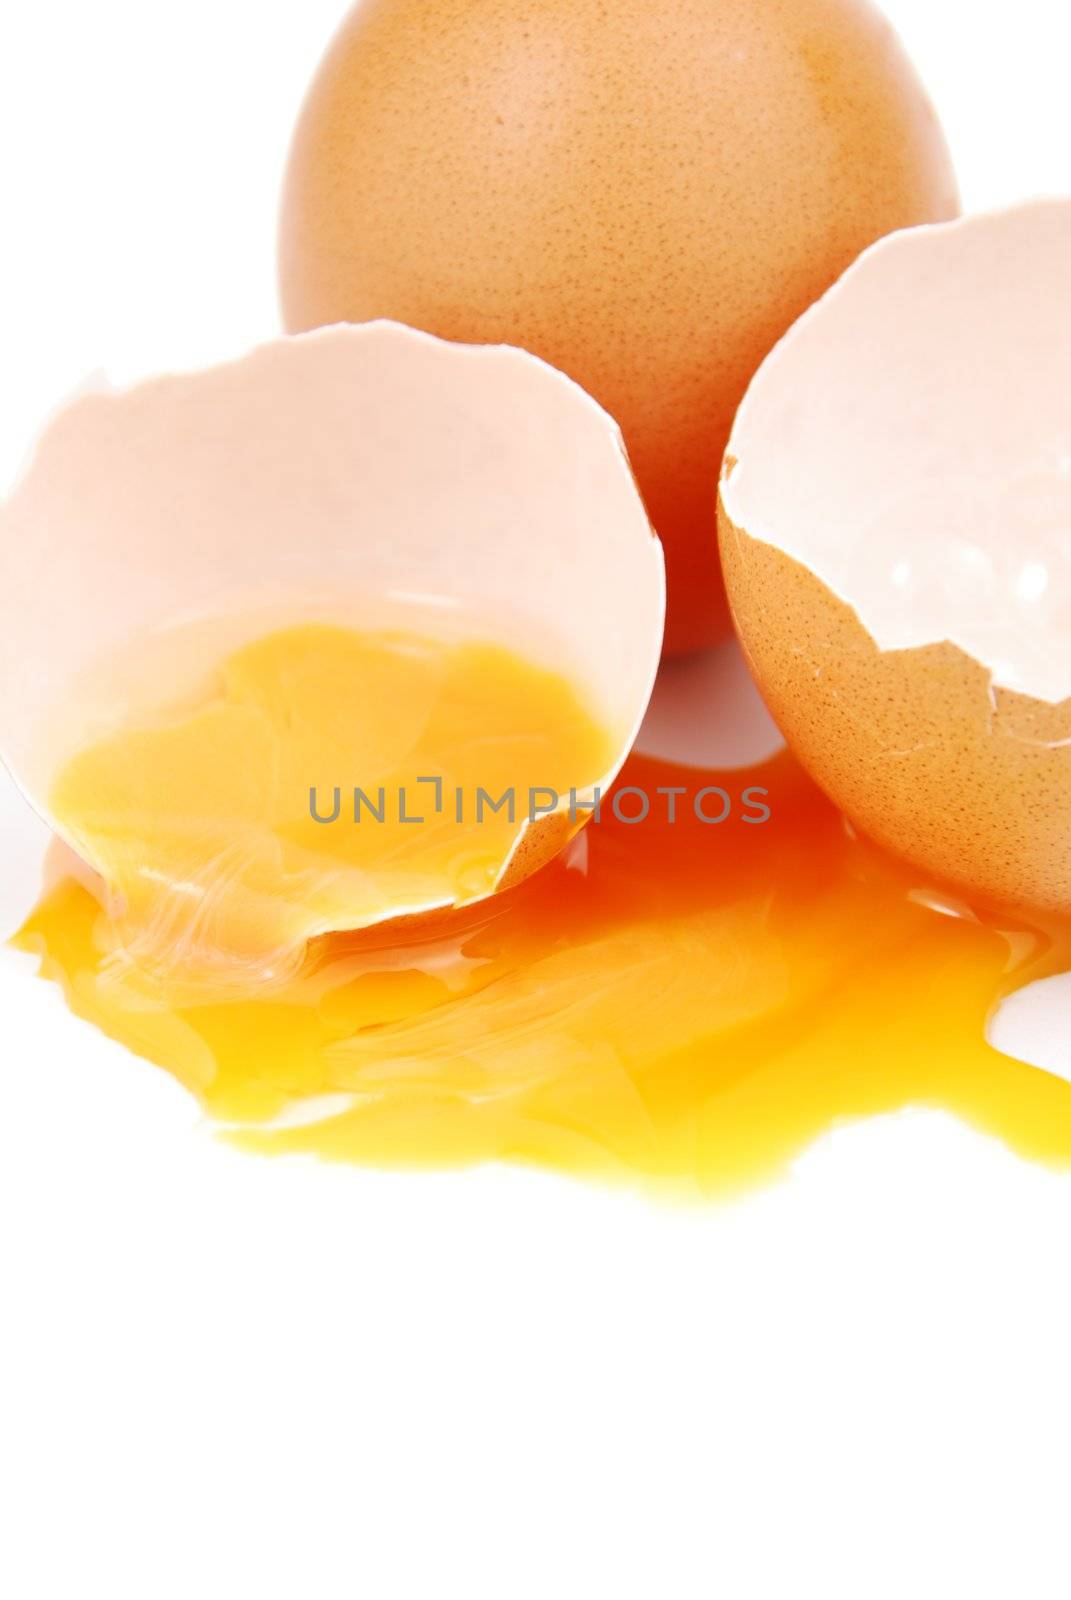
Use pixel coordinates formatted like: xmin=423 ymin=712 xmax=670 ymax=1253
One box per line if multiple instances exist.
xmin=0 ymin=321 xmax=665 ymax=921
xmin=719 ymin=202 xmax=1071 ymax=914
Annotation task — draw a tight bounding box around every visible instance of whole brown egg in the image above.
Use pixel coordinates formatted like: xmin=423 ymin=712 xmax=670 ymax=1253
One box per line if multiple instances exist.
xmin=279 ymin=0 xmax=957 ymax=651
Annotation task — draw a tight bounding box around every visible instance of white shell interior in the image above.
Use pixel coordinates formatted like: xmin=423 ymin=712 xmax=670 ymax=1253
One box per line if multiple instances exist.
xmin=0 ymin=322 xmax=665 ymax=817
xmin=722 ymin=201 xmax=1071 ymax=705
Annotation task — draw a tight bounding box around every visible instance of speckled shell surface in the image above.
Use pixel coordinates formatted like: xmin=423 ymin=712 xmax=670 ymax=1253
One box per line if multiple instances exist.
xmin=280 ymin=0 xmax=957 ymax=652
xmin=718 ymin=203 xmax=1071 ymax=915
xmin=719 ymin=500 xmax=1071 ymax=915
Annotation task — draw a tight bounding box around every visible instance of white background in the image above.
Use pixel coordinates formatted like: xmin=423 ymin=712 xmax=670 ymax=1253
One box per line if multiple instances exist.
xmin=1 ymin=3 xmax=1070 ymax=1595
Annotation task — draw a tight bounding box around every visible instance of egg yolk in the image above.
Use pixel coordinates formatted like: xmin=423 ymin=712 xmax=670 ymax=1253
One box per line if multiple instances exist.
xmin=14 ymin=623 xmax=1071 ymax=1199
xmin=45 ymin=624 xmax=616 ymax=983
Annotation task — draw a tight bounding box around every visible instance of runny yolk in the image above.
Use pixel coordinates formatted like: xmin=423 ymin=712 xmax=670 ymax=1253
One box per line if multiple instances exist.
xmin=13 ymin=625 xmax=1071 ymax=1200
xmin=44 ymin=624 xmax=617 ymax=981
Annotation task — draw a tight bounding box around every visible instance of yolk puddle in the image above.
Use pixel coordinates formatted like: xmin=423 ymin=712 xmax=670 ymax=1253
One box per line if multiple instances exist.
xmin=12 ymin=626 xmax=1071 ymax=1200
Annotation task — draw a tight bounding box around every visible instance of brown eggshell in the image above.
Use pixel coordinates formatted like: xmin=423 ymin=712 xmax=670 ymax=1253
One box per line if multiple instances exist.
xmin=719 ymin=204 xmax=1071 ymax=915
xmin=279 ymin=0 xmax=958 ymax=652
xmin=719 ymin=505 xmax=1071 ymax=912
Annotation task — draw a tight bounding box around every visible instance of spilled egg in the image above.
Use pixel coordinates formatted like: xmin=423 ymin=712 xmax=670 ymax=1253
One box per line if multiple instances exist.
xmin=14 ymin=733 xmax=1071 ymax=1197
xmin=3 ymin=243 xmax=1070 ymax=1198
xmin=0 ymin=322 xmax=663 ymax=981
xmin=2 ymin=284 xmax=1069 ymax=1203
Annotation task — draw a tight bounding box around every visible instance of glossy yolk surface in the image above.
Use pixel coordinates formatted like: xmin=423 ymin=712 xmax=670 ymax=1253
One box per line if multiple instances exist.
xmin=45 ymin=625 xmax=615 ymax=983
xmin=16 ymin=629 xmax=1071 ymax=1198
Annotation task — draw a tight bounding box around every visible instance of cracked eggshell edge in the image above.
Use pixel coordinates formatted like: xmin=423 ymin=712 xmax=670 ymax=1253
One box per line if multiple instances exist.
xmin=0 ymin=320 xmax=666 ymax=929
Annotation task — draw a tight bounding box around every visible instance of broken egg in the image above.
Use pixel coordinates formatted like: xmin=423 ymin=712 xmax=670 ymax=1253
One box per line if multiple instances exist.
xmin=719 ymin=201 xmax=1071 ymax=914
xmin=0 ymin=321 xmax=664 ymax=981
xmin=10 ymin=322 xmax=1071 ymax=1197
